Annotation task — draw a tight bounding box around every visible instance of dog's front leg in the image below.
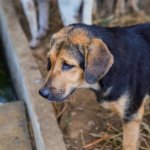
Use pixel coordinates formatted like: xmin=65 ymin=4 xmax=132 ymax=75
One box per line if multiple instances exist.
xmin=82 ymin=0 xmax=94 ymax=25
xmin=20 ymin=0 xmax=40 ymax=48
xmin=115 ymin=0 xmax=126 ymax=16
xmin=127 ymin=0 xmax=140 ymax=13
xmin=123 ymin=120 xmax=141 ymax=150
xmin=122 ymin=102 xmax=145 ymax=150
xmin=58 ymin=0 xmax=82 ymax=26
xmin=37 ymin=0 xmax=50 ymax=39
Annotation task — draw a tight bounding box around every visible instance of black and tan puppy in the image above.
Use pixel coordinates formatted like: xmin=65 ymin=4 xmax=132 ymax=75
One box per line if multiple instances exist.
xmin=39 ymin=23 xmax=150 ymax=150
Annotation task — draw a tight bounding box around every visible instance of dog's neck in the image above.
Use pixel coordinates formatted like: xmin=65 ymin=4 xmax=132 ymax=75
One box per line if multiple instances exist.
xmin=91 ymin=64 xmax=127 ymax=103
xmin=87 ymin=26 xmax=129 ymax=102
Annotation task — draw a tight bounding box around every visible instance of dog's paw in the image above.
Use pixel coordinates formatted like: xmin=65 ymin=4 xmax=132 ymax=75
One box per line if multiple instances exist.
xmin=29 ymin=38 xmax=41 ymax=49
xmin=37 ymin=28 xmax=49 ymax=39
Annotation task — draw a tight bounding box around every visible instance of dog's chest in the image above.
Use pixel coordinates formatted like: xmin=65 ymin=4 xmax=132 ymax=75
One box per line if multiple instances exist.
xmin=97 ymin=86 xmax=129 ymax=117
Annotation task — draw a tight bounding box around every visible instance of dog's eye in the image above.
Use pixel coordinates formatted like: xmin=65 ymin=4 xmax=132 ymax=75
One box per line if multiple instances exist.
xmin=47 ymin=58 xmax=51 ymax=71
xmin=62 ymin=62 xmax=75 ymax=71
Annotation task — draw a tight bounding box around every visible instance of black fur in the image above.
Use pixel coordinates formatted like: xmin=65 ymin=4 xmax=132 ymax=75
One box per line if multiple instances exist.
xmin=70 ymin=23 xmax=150 ymax=122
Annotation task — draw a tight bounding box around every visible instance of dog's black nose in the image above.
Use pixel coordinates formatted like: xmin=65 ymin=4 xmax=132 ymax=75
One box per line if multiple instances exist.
xmin=39 ymin=87 xmax=51 ymax=98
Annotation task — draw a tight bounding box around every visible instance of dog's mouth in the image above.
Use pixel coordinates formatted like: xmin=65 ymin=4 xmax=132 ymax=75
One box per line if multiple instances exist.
xmin=47 ymin=94 xmax=67 ymax=102
xmin=39 ymin=87 xmax=75 ymax=102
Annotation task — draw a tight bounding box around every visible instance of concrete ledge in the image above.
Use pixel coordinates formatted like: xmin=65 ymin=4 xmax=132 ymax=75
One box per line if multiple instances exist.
xmin=0 ymin=101 xmax=32 ymax=150
xmin=0 ymin=0 xmax=67 ymax=150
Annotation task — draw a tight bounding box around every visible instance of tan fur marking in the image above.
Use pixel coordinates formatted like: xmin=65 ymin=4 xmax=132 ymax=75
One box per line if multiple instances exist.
xmin=70 ymin=29 xmax=90 ymax=45
xmin=49 ymin=27 xmax=73 ymax=52
xmin=123 ymin=121 xmax=140 ymax=150
xmin=123 ymin=96 xmax=147 ymax=150
xmin=101 ymin=94 xmax=128 ymax=117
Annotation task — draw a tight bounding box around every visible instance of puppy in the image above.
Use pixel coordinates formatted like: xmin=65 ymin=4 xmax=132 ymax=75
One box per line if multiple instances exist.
xmin=39 ymin=23 xmax=150 ymax=150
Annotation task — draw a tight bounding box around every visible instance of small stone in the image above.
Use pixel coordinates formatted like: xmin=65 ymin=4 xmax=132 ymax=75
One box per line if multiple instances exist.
xmin=96 ymin=113 xmax=101 ymax=117
xmin=76 ymin=107 xmax=84 ymax=111
xmin=74 ymin=140 xmax=79 ymax=144
xmin=70 ymin=131 xmax=79 ymax=139
xmin=95 ymin=126 xmax=99 ymax=130
xmin=88 ymin=120 xmax=95 ymax=128
xmin=80 ymin=129 xmax=83 ymax=133
xmin=71 ymin=112 xmax=76 ymax=116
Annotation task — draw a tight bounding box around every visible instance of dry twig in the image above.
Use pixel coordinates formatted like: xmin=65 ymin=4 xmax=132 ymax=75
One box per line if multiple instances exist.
xmin=56 ymin=104 xmax=68 ymax=119
xmin=83 ymin=134 xmax=111 ymax=149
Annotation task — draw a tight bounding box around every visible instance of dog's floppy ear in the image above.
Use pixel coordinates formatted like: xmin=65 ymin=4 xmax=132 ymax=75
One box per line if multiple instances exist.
xmin=84 ymin=38 xmax=114 ymax=84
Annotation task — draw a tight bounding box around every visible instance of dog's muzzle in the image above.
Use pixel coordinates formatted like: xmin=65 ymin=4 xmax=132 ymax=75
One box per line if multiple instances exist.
xmin=39 ymin=86 xmax=75 ymax=102
xmin=39 ymin=87 xmax=66 ymax=102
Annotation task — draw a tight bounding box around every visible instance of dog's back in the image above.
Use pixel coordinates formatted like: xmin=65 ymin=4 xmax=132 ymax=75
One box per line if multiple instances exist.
xmin=127 ymin=23 xmax=150 ymax=43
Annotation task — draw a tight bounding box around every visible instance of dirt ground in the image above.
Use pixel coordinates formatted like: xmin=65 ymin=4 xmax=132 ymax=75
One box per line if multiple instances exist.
xmin=13 ymin=1 xmax=150 ymax=150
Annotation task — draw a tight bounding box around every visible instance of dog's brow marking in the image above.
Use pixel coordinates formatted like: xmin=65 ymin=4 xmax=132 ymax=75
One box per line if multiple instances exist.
xmin=63 ymin=44 xmax=84 ymax=66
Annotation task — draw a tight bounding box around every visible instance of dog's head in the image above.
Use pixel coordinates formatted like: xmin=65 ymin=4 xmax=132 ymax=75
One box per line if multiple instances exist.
xmin=39 ymin=24 xmax=114 ymax=102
